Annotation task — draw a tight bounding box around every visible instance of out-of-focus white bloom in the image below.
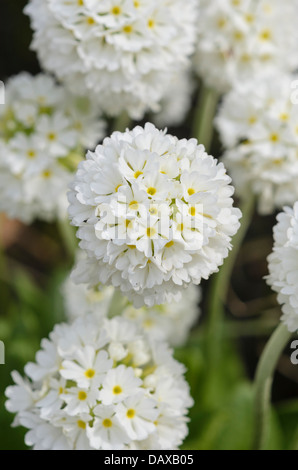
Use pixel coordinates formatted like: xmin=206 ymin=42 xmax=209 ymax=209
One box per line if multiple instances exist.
xmin=68 ymin=123 xmax=241 ymax=307
xmin=5 ymin=315 xmax=193 ymax=450
xmin=216 ymin=74 xmax=298 ymax=215
xmin=267 ymin=203 xmax=298 ymax=333
xmin=25 ymin=0 xmax=198 ymax=120
xmin=152 ymin=68 xmax=194 ymax=128
xmin=0 ymin=73 xmax=105 ymax=223
xmin=63 ymin=271 xmax=201 ymax=347
xmin=194 ymin=0 xmax=298 ymax=93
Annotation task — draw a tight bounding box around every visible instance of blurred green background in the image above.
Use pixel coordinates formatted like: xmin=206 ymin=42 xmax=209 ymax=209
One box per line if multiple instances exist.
xmin=0 ymin=0 xmax=298 ymax=451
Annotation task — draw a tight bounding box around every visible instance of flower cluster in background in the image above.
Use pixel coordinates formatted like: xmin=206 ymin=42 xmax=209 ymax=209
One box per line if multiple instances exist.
xmin=63 ymin=272 xmax=201 ymax=347
xmin=0 ymin=73 xmax=105 ymax=223
xmin=68 ymin=123 xmax=241 ymax=307
xmin=25 ymin=0 xmax=197 ymax=119
xmin=195 ymin=0 xmax=298 ymax=93
xmin=5 ymin=315 xmax=193 ymax=450
xmin=216 ymin=74 xmax=298 ymax=215
xmin=267 ymin=203 xmax=298 ymax=333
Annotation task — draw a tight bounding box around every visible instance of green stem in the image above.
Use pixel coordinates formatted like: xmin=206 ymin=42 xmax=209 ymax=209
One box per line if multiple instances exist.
xmin=254 ymin=323 xmax=292 ymax=450
xmin=202 ymin=195 xmax=255 ymax=405
xmin=112 ymin=111 xmax=131 ymax=133
xmin=193 ymin=84 xmax=219 ymax=152
xmin=207 ymin=195 xmax=256 ymax=339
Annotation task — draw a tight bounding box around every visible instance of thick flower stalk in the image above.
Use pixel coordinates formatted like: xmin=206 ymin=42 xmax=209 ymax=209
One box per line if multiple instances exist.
xmin=25 ymin=0 xmax=197 ymax=119
xmin=216 ymin=74 xmax=298 ymax=215
xmin=63 ymin=272 xmax=201 ymax=347
xmin=267 ymin=203 xmax=298 ymax=333
xmin=0 ymin=73 xmax=105 ymax=223
xmin=194 ymin=0 xmax=298 ymax=93
xmin=68 ymin=123 xmax=241 ymax=307
xmin=5 ymin=315 xmax=193 ymax=450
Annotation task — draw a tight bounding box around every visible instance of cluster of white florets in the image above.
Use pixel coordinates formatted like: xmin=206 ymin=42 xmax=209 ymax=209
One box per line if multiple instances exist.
xmin=63 ymin=273 xmax=201 ymax=347
xmin=194 ymin=0 xmax=298 ymax=93
xmin=267 ymin=203 xmax=298 ymax=333
xmin=25 ymin=0 xmax=197 ymax=119
xmin=68 ymin=123 xmax=241 ymax=307
xmin=216 ymin=74 xmax=298 ymax=215
xmin=5 ymin=315 xmax=193 ymax=450
xmin=0 ymin=73 xmax=105 ymax=223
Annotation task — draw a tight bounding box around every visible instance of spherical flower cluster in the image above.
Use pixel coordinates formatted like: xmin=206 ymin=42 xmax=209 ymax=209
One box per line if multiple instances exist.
xmin=5 ymin=315 xmax=193 ymax=450
xmin=68 ymin=123 xmax=241 ymax=307
xmin=267 ymin=203 xmax=298 ymax=333
xmin=63 ymin=273 xmax=201 ymax=347
xmin=25 ymin=0 xmax=197 ymax=119
xmin=216 ymin=74 xmax=298 ymax=215
xmin=0 ymin=73 xmax=105 ymax=223
xmin=194 ymin=0 xmax=298 ymax=93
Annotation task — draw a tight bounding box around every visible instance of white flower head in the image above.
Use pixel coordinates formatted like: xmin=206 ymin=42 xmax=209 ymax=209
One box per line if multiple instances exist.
xmin=68 ymin=123 xmax=241 ymax=307
xmin=0 ymin=73 xmax=105 ymax=223
xmin=25 ymin=0 xmax=198 ymax=119
xmin=194 ymin=0 xmax=298 ymax=93
xmin=5 ymin=314 xmax=193 ymax=450
xmin=216 ymin=74 xmax=298 ymax=215
xmin=267 ymin=202 xmax=298 ymax=333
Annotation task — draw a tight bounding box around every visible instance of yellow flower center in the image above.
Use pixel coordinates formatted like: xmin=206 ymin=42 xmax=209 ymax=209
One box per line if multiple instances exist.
xmin=260 ymin=29 xmax=271 ymax=41
xmin=249 ymin=116 xmax=257 ymax=125
xmin=134 ymin=170 xmax=143 ymax=178
xmin=85 ymin=369 xmax=95 ymax=378
xmin=147 ymin=187 xmax=156 ymax=196
xmin=129 ymin=201 xmax=139 ymax=210
xmin=102 ymin=419 xmax=113 ymax=428
xmin=113 ymin=385 xmax=122 ymax=395
xmin=47 ymin=133 xmax=56 ymax=141
xmin=126 ymin=409 xmax=135 ymax=419
xmin=123 ymin=25 xmax=133 ymax=34
xmin=77 ymin=420 xmax=86 ymax=429
xmin=245 ymin=14 xmax=254 ymax=23
xmin=188 ymin=188 xmax=195 ymax=196
xmin=270 ymin=133 xmax=279 ymax=143
xmin=217 ymin=18 xmax=226 ymax=29
xmin=27 ymin=150 xmax=36 ymax=159
xmin=148 ymin=19 xmax=155 ymax=28
xmin=234 ymin=31 xmax=243 ymax=41
xmin=42 ymin=170 xmax=52 ymax=179
xmin=165 ymin=241 xmax=174 ymax=248
xmin=189 ymin=206 xmax=196 ymax=217
xmin=149 ymin=207 xmax=158 ymax=215
xmin=78 ymin=391 xmax=87 ymax=401
xmin=147 ymin=227 xmax=156 ymax=238
xmin=112 ymin=6 xmax=121 ymax=15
